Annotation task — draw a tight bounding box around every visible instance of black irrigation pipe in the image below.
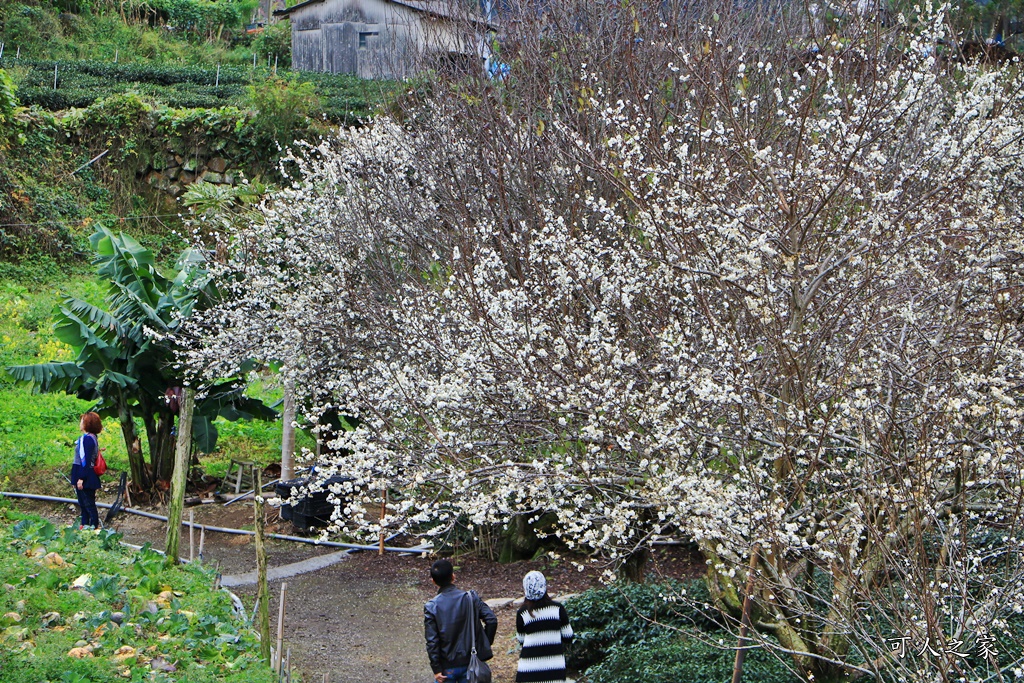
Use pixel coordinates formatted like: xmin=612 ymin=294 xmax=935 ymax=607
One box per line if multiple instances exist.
xmin=0 ymin=491 xmax=427 ymax=555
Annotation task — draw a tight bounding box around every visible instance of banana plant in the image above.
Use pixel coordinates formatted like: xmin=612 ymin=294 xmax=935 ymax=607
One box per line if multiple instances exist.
xmin=7 ymin=226 xmax=274 ymax=492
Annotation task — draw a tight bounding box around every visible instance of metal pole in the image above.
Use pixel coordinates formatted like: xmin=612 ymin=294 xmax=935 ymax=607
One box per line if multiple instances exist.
xmin=0 ymin=492 xmax=424 ymax=553
xmin=224 ymin=478 xmax=280 ymax=506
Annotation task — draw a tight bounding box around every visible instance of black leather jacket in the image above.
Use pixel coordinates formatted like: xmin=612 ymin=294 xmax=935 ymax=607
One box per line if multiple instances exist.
xmin=424 ymin=585 xmax=498 ymax=674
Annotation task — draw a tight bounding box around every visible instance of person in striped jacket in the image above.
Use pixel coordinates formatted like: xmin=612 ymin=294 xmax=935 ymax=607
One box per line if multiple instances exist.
xmin=515 ymin=571 xmax=574 ymax=683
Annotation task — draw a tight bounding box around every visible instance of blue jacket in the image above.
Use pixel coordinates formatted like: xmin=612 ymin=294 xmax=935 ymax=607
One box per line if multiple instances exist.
xmin=71 ymin=433 xmax=101 ymax=490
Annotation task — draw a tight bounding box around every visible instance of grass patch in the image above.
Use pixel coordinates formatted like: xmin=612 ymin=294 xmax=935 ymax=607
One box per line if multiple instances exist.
xmin=0 ymin=511 xmax=276 ymax=682
xmin=0 ymin=264 xmax=303 ymax=492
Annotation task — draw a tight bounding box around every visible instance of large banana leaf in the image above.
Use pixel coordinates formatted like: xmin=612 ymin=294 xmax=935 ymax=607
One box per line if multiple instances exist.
xmin=54 ymin=303 xmax=117 ymax=353
xmin=192 ymin=415 xmax=218 ymax=454
xmin=6 ymin=362 xmax=87 ymax=393
xmin=60 ymin=297 xmax=140 ymax=344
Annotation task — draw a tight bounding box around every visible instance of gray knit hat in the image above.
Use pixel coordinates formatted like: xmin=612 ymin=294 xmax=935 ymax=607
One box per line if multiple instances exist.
xmin=523 ymin=570 xmax=547 ymax=601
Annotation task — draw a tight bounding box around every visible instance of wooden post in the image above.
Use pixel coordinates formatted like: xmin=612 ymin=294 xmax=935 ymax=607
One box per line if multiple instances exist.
xmin=730 ymin=545 xmax=761 ymax=683
xmin=281 ymin=379 xmax=296 ymax=481
xmin=255 ymin=469 xmax=272 ymax=663
xmin=189 ymin=509 xmax=195 ymax=562
xmin=165 ymin=387 xmax=194 ymax=566
xmin=275 ymin=582 xmax=288 ymax=674
xmin=379 ymin=489 xmax=386 ymax=556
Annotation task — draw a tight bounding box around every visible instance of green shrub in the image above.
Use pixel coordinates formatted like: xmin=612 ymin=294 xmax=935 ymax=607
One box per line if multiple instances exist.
xmin=250 ymin=21 xmax=291 ymax=64
xmin=244 ymin=76 xmax=318 ymax=146
xmin=565 ymin=580 xmax=724 ymax=672
xmin=0 ymin=68 xmax=16 ymax=143
xmin=582 ymin=635 xmax=799 ymax=683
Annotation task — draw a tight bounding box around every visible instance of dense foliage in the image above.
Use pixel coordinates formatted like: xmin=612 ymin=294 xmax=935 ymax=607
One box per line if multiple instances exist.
xmin=565 ymin=581 xmax=798 ymax=682
xmin=0 ymin=511 xmax=275 ymax=682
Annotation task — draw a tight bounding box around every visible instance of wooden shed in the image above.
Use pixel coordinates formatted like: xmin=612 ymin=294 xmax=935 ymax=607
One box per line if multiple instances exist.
xmin=274 ymin=0 xmax=495 ymax=78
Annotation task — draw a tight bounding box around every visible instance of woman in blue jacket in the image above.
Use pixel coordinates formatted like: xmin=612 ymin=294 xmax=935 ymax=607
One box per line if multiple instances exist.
xmin=71 ymin=412 xmax=103 ymax=528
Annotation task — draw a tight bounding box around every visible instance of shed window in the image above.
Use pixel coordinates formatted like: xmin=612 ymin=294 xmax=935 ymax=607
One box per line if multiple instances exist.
xmin=358 ymin=31 xmax=378 ymax=48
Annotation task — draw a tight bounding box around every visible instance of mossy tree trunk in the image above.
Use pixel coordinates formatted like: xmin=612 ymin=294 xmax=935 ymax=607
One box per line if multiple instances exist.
xmin=164 ymin=387 xmax=193 ymax=567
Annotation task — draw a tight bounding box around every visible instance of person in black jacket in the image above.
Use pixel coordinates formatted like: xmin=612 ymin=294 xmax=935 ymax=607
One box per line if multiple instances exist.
xmin=424 ymin=559 xmax=497 ymax=683
xmin=71 ymin=412 xmax=103 ymax=528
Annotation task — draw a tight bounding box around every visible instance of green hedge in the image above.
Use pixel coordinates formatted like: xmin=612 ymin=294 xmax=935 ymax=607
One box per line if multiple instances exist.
xmin=582 ymin=635 xmax=798 ymax=683
xmin=565 ymin=581 xmax=797 ymax=683
xmin=565 ymin=579 xmax=725 ymax=672
xmin=3 ymin=58 xmax=394 ymax=123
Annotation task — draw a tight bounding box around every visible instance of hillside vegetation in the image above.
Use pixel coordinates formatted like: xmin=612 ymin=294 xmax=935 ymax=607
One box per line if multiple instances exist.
xmin=0 ymin=511 xmax=277 ymax=683
xmin=0 ymin=0 xmax=397 ymax=263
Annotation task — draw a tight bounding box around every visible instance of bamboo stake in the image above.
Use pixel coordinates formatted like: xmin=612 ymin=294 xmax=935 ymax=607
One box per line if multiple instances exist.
xmin=275 ymin=582 xmax=288 ymax=674
xmin=16 ymin=47 xmax=20 ymax=59
xmin=255 ymin=469 xmax=272 ymax=663
xmin=323 ymin=674 xmax=329 ymax=683
xmin=273 ymin=55 xmax=278 ymax=74
xmin=286 ymin=647 xmax=291 ymax=682
xmin=215 ymin=64 xmax=220 ymax=87
xmin=730 ymin=544 xmax=761 ymax=683
xmin=199 ymin=526 xmax=206 ymax=561
xmin=189 ymin=509 xmax=195 ymax=562
xmin=114 ymin=49 xmax=118 ymax=63
xmin=0 ymin=43 xmax=5 ymax=59
xmin=53 ymin=64 xmax=58 ymax=90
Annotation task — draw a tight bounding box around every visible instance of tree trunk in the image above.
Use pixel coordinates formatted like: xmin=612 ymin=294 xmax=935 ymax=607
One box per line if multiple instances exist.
xmin=146 ymin=409 xmax=175 ymax=484
xmin=281 ymin=378 xmax=296 ymax=480
xmin=117 ymin=399 xmax=150 ymax=490
xmin=164 ymin=387 xmax=194 ymax=566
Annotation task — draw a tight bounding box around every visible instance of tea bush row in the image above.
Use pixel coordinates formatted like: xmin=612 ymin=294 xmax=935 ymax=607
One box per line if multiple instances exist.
xmin=3 ymin=58 xmax=392 ymax=122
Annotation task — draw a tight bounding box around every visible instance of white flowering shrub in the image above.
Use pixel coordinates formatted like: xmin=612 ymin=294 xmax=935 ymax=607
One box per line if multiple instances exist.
xmin=185 ymin=0 xmax=1024 ymax=679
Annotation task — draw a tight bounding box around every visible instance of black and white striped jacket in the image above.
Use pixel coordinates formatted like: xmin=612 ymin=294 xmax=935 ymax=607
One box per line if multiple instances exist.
xmin=515 ymin=601 xmax=574 ymax=683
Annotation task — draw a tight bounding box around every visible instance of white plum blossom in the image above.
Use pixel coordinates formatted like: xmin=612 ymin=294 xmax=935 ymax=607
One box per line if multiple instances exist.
xmin=184 ymin=2 xmax=1024 ymax=680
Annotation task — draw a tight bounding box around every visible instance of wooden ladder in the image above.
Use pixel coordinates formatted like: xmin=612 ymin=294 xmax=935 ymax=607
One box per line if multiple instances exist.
xmin=223 ymin=458 xmax=255 ymax=494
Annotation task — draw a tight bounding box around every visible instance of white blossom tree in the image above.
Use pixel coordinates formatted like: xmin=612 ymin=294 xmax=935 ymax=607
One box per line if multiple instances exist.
xmin=185 ymin=1 xmax=1024 ymax=680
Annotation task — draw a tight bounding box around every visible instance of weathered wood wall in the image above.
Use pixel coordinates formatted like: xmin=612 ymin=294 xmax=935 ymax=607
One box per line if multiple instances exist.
xmin=285 ymin=0 xmax=483 ymax=78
